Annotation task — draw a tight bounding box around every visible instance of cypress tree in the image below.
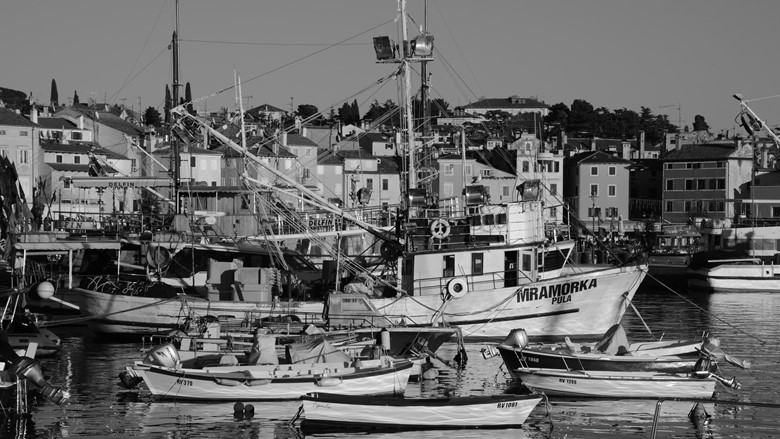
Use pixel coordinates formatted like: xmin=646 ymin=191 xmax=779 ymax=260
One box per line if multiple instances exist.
xmin=164 ymin=85 xmax=172 ymax=124
xmin=50 ymin=79 xmax=59 ymax=107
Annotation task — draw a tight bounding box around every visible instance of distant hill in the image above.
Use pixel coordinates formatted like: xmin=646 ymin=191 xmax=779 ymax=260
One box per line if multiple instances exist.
xmin=0 ymin=87 xmax=30 ymax=113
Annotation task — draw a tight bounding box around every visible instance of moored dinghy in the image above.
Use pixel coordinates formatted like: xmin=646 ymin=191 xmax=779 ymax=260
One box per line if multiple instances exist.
xmin=129 ymin=336 xmax=414 ymax=401
xmin=294 ymin=392 xmax=543 ymax=432
xmin=138 ymin=359 xmax=413 ymax=401
xmin=497 ymin=326 xmax=712 ymax=374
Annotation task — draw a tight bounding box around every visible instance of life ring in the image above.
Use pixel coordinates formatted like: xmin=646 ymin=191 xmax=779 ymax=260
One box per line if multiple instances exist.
xmin=446 ymin=277 xmax=468 ymax=299
xmin=147 ymin=245 xmax=171 ymax=269
xmin=430 ymin=218 xmax=451 ymax=239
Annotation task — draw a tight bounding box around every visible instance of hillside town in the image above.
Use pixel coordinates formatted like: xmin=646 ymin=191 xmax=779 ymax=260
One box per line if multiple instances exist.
xmin=0 ymin=90 xmax=776 ymax=249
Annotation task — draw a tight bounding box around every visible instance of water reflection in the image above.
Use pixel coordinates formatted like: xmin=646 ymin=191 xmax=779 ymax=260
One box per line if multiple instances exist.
xmin=10 ymin=287 xmax=780 ymax=438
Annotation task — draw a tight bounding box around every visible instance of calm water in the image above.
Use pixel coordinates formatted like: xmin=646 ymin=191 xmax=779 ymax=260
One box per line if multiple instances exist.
xmin=5 ymin=281 xmax=780 ymax=439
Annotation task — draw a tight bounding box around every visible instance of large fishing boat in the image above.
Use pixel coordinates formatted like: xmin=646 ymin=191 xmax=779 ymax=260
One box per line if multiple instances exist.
xmin=159 ymin=1 xmax=647 ymax=341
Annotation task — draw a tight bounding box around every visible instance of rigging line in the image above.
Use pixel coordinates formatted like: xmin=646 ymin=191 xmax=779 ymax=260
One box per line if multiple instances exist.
xmin=645 ymin=270 xmax=766 ymax=345
xmin=109 ymin=0 xmax=170 ymax=103
xmin=185 ymin=18 xmax=395 ymax=108
xmin=181 ymin=39 xmax=368 ymax=46
xmin=108 ymin=46 xmax=169 ymax=104
xmin=430 ymin=0 xmax=484 ymax=100
xmin=432 ymin=47 xmax=480 ymax=103
xmin=743 ymin=93 xmax=780 ymax=103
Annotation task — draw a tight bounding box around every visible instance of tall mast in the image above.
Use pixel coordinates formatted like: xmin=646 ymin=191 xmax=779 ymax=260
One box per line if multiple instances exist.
xmin=401 ymin=0 xmax=415 ymax=192
xmin=171 ymin=0 xmax=182 ymax=213
xmin=420 ymin=0 xmax=429 ymax=140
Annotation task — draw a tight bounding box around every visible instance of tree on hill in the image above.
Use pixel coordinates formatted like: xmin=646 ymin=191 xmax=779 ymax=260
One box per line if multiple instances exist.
xmin=50 ymin=79 xmax=59 ymax=107
xmin=73 ymin=90 xmax=80 ymax=106
xmin=185 ymin=82 xmax=194 ymax=115
xmin=297 ymin=104 xmax=320 ymax=122
xmin=0 ymin=87 xmax=30 ymax=113
xmin=164 ymin=85 xmax=172 ymax=124
xmin=143 ymin=106 xmax=163 ymax=128
xmin=693 ymin=115 xmax=710 ymax=132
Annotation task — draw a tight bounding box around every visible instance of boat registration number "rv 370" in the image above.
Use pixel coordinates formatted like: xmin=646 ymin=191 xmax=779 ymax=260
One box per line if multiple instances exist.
xmin=176 ymin=378 xmax=193 ymax=386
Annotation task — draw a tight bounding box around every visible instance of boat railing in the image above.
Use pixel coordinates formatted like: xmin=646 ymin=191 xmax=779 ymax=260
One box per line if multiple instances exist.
xmin=411 ymin=270 xmax=521 ymax=297
xmin=650 ymin=398 xmax=780 ymax=439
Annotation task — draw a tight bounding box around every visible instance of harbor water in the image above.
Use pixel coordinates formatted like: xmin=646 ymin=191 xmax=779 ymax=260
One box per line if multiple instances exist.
xmin=5 ymin=282 xmax=780 ymax=439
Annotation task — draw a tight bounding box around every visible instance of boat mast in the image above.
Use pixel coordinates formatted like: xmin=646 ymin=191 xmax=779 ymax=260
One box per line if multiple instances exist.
xmin=171 ymin=0 xmax=182 ymax=213
xmin=401 ymin=0 xmax=415 ymax=194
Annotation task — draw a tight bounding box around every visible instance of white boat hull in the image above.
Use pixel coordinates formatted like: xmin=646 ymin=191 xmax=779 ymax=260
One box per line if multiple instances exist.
xmin=515 ymin=368 xmax=716 ymax=398
xmin=330 ymin=264 xmax=647 ymax=340
xmin=299 ymin=392 xmax=541 ymax=431
xmin=138 ymin=361 xmax=412 ymax=401
xmin=688 ymin=265 xmax=780 ymax=293
xmin=76 ymin=288 xmax=324 ymax=336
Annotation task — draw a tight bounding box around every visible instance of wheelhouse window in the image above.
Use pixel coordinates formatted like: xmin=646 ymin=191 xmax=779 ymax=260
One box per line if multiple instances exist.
xmin=472 ymin=253 xmax=483 ymax=275
xmin=443 ymin=255 xmax=455 ymax=278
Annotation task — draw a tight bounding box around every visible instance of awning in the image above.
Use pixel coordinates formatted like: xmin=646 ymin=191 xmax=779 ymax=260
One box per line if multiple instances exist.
xmin=15 ymin=241 xmax=122 ymax=251
xmin=69 ymin=177 xmax=169 ymax=188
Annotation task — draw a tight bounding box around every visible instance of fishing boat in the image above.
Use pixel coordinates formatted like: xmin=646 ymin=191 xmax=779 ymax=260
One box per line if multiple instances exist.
xmin=687 ymin=249 xmax=780 ymax=293
xmin=512 ymin=364 xmax=738 ymax=398
xmin=293 ymin=392 xmax=542 ymax=432
xmin=21 ymin=235 xmax=328 ymax=336
xmin=164 ymin=2 xmax=648 ymax=341
xmin=496 ymin=326 xmax=710 ymax=374
xmin=135 ymin=358 xmax=413 ymax=401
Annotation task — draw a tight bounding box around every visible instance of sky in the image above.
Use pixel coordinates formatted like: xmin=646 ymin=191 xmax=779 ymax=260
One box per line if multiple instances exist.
xmin=3 ymin=0 xmax=780 ymax=134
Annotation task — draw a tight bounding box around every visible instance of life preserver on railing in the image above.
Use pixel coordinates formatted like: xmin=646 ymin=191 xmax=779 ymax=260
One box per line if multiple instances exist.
xmin=146 ymin=245 xmax=171 ymax=269
xmin=446 ymin=277 xmax=468 ymax=299
xmin=430 ymin=218 xmax=451 ymax=239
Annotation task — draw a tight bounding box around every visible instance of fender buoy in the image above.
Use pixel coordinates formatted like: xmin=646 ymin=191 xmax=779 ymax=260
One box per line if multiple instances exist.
xmin=316 ymin=377 xmax=343 ymax=387
xmin=214 ymin=378 xmax=243 ymax=386
xmin=430 ymin=218 xmax=451 ymax=239
xmin=446 ymin=277 xmax=467 ymax=299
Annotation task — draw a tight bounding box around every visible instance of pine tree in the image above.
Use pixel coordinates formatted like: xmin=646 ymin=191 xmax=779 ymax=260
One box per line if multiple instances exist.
xmin=73 ymin=90 xmax=80 ymax=106
xmin=50 ymin=79 xmax=59 ymax=107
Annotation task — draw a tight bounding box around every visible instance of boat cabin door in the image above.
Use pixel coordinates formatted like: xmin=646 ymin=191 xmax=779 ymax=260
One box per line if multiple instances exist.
xmin=504 ymin=251 xmax=518 ymax=287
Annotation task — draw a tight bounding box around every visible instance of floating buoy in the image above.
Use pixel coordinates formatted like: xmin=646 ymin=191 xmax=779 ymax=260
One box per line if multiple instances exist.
xmin=421 ymin=366 xmax=439 ymax=381
xmin=689 ymin=402 xmax=711 ymax=431
xmin=233 ymin=402 xmax=244 ymax=414
xmin=37 ymin=281 xmax=55 ymax=300
xmin=244 ymin=404 xmax=255 ymax=418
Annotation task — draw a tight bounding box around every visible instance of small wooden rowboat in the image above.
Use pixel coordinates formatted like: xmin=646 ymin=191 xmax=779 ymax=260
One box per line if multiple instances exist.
xmin=138 ymin=359 xmax=413 ymax=401
xmin=294 ymin=392 xmax=542 ymax=432
xmin=497 ymin=326 xmax=706 ymax=375
xmin=514 ymin=367 xmax=739 ymax=399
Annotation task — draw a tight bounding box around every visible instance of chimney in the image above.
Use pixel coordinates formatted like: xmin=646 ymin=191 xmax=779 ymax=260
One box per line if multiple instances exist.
xmin=30 ymin=107 xmax=38 ymax=124
xmin=78 ymin=115 xmax=84 ymax=130
xmin=302 ymin=126 xmax=308 ymax=138
xmin=281 ymin=131 xmax=288 ymax=147
xmin=639 ymin=130 xmax=645 ymax=158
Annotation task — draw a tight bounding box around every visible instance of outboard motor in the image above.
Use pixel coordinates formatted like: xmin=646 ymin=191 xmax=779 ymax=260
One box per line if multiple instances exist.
xmin=500 ymin=328 xmax=529 ymax=349
xmin=143 ymin=342 xmax=181 ymax=368
xmin=8 ymin=356 xmax=69 ymax=405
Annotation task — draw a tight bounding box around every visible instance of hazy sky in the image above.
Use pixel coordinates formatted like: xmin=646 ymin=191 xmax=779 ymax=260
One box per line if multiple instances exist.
xmin=3 ymin=0 xmax=780 ymax=133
